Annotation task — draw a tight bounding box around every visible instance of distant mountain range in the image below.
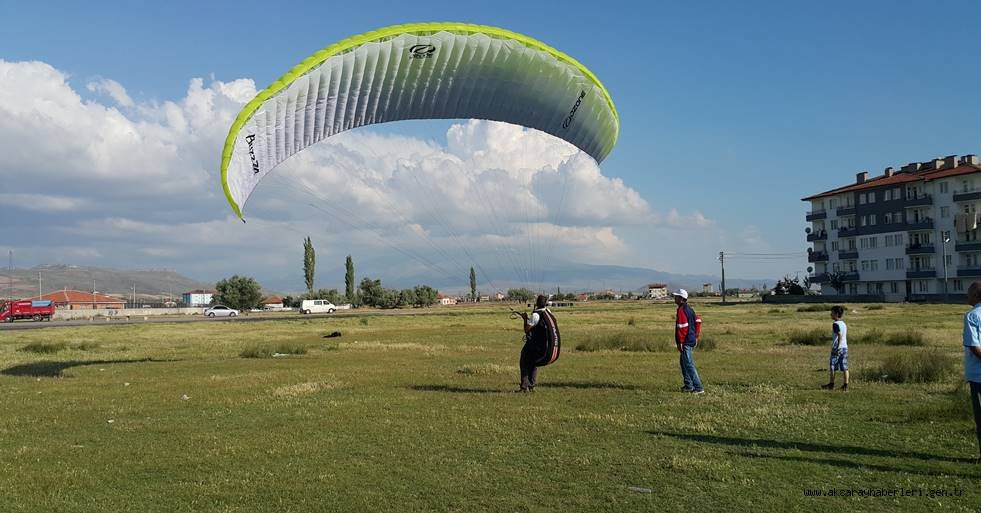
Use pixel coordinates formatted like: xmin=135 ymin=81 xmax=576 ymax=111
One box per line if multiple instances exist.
xmin=0 ymin=264 xmax=208 ymax=301
xmin=306 ymin=255 xmax=773 ymax=296
xmin=0 ymin=261 xmax=772 ymax=300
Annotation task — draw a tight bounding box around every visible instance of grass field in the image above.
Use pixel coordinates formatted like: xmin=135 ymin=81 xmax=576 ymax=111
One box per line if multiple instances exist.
xmin=1 ymin=301 xmax=979 ymax=512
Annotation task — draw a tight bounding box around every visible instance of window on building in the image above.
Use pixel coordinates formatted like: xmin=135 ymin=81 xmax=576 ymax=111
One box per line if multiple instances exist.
xmin=849 ymin=284 xmax=858 ymax=295
xmin=831 ymin=241 xmax=838 ymax=251
xmin=869 ymin=237 xmax=877 ymax=248
xmin=886 ymin=259 xmax=894 ymax=270
xmin=942 ymin=206 xmax=950 ymax=218
xmin=866 ymin=283 xmax=873 ymax=294
xmin=869 ymin=215 xmax=877 ymax=226
xmin=860 ymin=215 xmax=867 ymax=226
xmin=848 ymin=261 xmax=857 ymax=272
xmin=941 ymin=182 xmax=949 ymax=194
xmin=918 ymin=280 xmax=928 ymax=293
xmin=884 ymin=213 xmax=891 ymax=224
xmin=891 ymin=282 xmax=899 ymax=294
xmin=868 ymin=192 xmax=875 ymax=203
xmin=832 ymin=263 xmax=840 ymax=272
xmin=870 ymin=260 xmax=878 ymax=271
xmin=896 ymin=258 xmax=905 ymax=270
xmin=830 ymin=219 xmax=838 ymax=230
xmin=859 ymin=194 xmax=866 ymax=205
xmin=946 ymin=255 xmax=953 ymax=266
xmin=875 ymin=283 xmax=883 ymax=294
xmin=861 ymin=260 xmax=869 ymax=271
xmin=830 ymin=198 xmax=837 ymax=209
xmin=955 ymin=279 xmax=964 ymax=291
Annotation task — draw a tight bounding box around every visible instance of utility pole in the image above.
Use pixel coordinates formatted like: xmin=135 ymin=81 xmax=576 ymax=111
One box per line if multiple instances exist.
xmin=719 ymin=251 xmax=727 ymax=304
xmin=8 ymin=250 xmax=12 ymax=302
xmin=942 ymin=234 xmax=950 ymax=303
xmin=38 ymin=271 xmax=42 ymax=299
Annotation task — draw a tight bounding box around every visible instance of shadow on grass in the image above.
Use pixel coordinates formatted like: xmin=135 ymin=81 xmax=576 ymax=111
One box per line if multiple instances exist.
xmin=735 ymin=451 xmax=981 ymax=479
xmin=538 ymin=381 xmax=640 ymax=390
xmin=2 ymin=358 xmax=178 ymax=378
xmin=650 ymin=431 xmax=974 ymax=465
xmin=410 ymin=385 xmax=503 ymax=394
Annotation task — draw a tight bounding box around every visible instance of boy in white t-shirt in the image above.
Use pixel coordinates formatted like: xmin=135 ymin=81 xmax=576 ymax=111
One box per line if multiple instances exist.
xmin=821 ymin=305 xmax=849 ymax=391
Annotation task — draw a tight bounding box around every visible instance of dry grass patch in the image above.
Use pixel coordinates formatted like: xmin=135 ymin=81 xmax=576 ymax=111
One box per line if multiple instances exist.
xmin=271 ymin=379 xmax=345 ymax=397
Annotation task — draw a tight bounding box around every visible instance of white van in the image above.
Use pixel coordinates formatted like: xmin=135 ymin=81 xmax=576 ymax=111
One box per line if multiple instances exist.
xmin=300 ymin=299 xmax=336 ymax=314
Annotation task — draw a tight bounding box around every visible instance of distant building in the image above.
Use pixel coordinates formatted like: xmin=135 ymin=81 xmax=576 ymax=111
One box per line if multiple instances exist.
xmin=804 ymin=154 xmax=981 ymax=301
xmin=261 ymin=295 xmax=284 ymax=309
xmin=32 ymin=290 xmax=125 ymax=310
xmin=495 ymin=292 xmax=506 ymax=301
xmin=437 ymin=293 xmax=458 ymax=306
xmin=647 ymin=283 xmax=669 ymax=299
xmin=702 ymin=283 xmax=715 ymax=294
xmin=577 ymin=293 xmax=589 ymax=301
xmin=182 ymin=289 xmax=215 ymax=306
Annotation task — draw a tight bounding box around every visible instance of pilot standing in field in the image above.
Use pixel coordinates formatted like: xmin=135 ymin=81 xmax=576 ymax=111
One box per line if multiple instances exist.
xmin=517 ymin=295 xmax=560 ymax=392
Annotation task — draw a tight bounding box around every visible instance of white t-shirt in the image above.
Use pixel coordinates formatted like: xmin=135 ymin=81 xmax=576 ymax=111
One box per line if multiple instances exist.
xmin=526 ymin=308 xmax=547 ymax=328
xmin=832 ymin=320 xmax=848 ymax=349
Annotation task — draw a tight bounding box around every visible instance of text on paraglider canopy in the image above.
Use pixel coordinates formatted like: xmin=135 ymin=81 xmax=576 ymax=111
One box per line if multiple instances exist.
xmin=245 ymin=134 xmax=260 ymax=174
xmin=562 ymin=90 xmax=586 ymax=129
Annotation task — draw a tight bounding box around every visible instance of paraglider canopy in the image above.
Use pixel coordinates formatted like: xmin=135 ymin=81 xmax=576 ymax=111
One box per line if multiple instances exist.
xmin=220 ymin=22 xmax=620 ymax=218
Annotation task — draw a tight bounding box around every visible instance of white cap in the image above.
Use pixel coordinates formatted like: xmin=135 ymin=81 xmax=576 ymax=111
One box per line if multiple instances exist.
xmin=672 ymin=289 xmax=689 ymax=299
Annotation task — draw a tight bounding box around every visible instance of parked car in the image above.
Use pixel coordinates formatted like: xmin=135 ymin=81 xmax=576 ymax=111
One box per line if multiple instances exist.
xmin=204 ymin=305 xmax=239 ymax=317
xmin=300 ymin=299 xmax=336 ymax=314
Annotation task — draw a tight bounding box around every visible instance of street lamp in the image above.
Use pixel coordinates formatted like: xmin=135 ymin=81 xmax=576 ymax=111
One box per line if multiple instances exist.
xmin=942 ymin=234 xmax=950 ymax=302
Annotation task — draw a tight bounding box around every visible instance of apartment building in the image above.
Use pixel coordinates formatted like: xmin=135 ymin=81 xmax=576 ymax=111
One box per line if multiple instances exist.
xmin=803 ymin=154 xmax=981 ymax=301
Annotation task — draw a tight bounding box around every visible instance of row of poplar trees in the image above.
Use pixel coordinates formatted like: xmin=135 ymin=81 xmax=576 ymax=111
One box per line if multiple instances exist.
xmin=302 ymin=236 xmax=356 ymax=305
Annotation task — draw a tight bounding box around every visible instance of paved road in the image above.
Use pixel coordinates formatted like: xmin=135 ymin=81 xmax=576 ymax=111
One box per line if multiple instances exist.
xmin=0 ymin=306 xmax=493 ymax=331
xmin=0 ymin=311 xmax=356 ymax=331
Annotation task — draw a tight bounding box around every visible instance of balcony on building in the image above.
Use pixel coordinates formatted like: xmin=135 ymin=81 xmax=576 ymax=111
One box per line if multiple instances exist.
xmin=838 ymin=250 xmax=859 ymax=260
xmin=807 ymin=251 xmax=829 ymax=262
xmin=810 ymin=273 xmax=828 ymax=284
xmin=953 ymin=190 xmax=981 ymax=202
xmin=905 ymin=243 xmax=935 ymax=255
xmin=904 ymin=194 xmax=933 ymax=207
xmin=957 ymin=266 xmax=981 ymax=278
xmin=806 ymin=209 xmax=827 ymax=221
xmin=836 ymin=205 xmax=856 ymax=216
xmin=906 ymin=267 xmax=936 ymax=279
xmin=841 ymin=271 xmax=860 ymax=281
xmin=806 ymin=230 xmax=828 ymax=242
xmin=955 ymin=240 xmax=981 ymax=252
xmin=837 ymin=226 xmax=855 ymax=238
xmin=905 ymin=218 xmax=934 ymax=231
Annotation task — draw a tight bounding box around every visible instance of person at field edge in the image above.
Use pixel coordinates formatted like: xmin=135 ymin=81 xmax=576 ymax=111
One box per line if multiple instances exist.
xmin=962 ymin=282 xmax=981 ymax=464
xmin=673 ymin=289 xmax=704 ymax=394
xmin=517 ymin=295 xmax=551 ymax=392
xmin=821 ymin=305 xmax=849 ymax=391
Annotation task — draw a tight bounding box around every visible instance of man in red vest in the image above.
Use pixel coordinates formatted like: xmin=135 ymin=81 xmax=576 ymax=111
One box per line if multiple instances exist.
xmin=674 ymin=289 xmax=704 ymax=394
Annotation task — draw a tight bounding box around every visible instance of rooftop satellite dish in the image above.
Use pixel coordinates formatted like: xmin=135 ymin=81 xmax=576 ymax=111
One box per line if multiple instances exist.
xmin=805 ymin=227 xmax=812 ymax=234
xmin=807 ymin=266 xmax=813 ymax=273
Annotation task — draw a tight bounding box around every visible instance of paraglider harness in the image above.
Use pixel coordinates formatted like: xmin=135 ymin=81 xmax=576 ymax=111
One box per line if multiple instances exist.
xmin=511 ymin=305 xmax=561 ymax=366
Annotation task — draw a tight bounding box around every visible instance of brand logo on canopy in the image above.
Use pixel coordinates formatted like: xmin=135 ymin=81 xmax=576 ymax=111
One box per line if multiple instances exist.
xmin=408 ymin=44 xmax=436 ymax=59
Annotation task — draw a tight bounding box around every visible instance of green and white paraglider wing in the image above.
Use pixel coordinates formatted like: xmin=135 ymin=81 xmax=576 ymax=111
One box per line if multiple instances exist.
xmin=220 ymin=22 xmax=620 ymax=218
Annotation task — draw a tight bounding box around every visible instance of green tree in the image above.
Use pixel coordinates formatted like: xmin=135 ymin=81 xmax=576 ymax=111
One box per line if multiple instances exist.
xmin=303 ymin=236 xmax=315 ymax=294
xmin=214 ymin=275 xmax=263 ymax=311
xmin=359 ymin=277 xmax=384 ymax=307
xmin=345 ymin=255 xmax=356 ymax=304
xmin=507 ymin=288 xmax=536 ymax=302
xmin=304 ymin=288 xmax=342 ymax=304
xmin=413 ymin=285 xmax=438 ymax=307
xmin=469 ymin=267 xmax=477 ymax=301
xmin=399 ymin=288 xmax=417 ymax=307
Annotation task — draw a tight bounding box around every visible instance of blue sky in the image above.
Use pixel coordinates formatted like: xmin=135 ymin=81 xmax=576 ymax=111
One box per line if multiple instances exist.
xmin=2 ymin=0 xmax=980 ymax=288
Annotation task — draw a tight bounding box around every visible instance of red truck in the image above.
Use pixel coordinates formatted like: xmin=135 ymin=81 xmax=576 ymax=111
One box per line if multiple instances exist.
xmin=0 ymin=300 xmax=55 ymax=322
